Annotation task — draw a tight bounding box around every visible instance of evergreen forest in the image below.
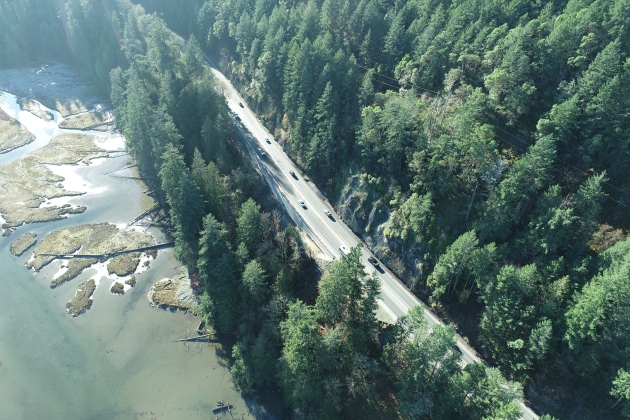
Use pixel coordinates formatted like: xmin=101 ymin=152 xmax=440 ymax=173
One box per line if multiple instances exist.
xmin=2 ymin=0 xmax=630 ymax=418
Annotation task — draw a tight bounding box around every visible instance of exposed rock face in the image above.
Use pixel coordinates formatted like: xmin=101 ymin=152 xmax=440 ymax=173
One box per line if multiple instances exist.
xmin=148 ymin=267 xmax=199 ymax=310
xmin=336 ymin=173 xmax=426 ymax=291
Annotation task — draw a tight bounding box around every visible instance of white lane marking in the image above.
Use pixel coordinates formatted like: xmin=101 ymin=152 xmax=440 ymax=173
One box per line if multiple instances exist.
xmin=379 ymin=277 xmax=413 ymax=314
xmin=211 ymin=56 xmax=538 ymax=420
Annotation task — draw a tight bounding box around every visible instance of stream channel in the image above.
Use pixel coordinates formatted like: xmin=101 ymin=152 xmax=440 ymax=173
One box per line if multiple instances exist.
xmin=0 ymin=65 xmax=256 ymax=419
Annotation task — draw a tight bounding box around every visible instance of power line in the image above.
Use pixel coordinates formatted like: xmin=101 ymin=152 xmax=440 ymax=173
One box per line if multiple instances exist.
xmin=353 ymin=61 xmax=630 ymax=203
xmin=355 ymin=61 xmax=442 ymax=95
xmin=491 ymin=131 xmax=630 ymax=210
xmin=369 ymin=76 xmax=407 ymax=92
xmin=492 ymin=125 xmax=630 ymax=200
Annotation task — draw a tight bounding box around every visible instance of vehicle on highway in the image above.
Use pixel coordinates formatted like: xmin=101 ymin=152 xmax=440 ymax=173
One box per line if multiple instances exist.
xmin=265 ymin=137 xmax=271 ymax=144
xmin=298 ymin=200 xmax=307 ymax=209
xmin=289 ymin=170 xmax=298 ymax=179
xmin=258 ymin=147 xmax=266 ymax=157
xmin=368 ymin=256 xmax=380 ymax=268
xmin=235 ymin=115 xmax=241 ymax=121
xmin=238 ymin=101 xmax=244 ymax=107
xmin=339 ymin=244 xmax=351 ymax=258
xmin=324 ymin=209 xmax=333 ymax=218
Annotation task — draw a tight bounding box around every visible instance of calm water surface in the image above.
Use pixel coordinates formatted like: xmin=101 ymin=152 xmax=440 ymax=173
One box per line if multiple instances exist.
xmin=0 ymin=88 xmax=256 ymax=419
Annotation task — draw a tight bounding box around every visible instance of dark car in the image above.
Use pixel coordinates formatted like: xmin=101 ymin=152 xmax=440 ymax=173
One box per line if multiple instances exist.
xmin=235 ymin=115 xmax=241 ymax=121
xmin=289 ymin=170 xmax=298 ymax=179
xmin=238 ymin=101 xmax=244 ymax=108
xmin=265 ymin=137 xmax=271 ymax=144
xmin=368 ymin=256 xmax=380 ymax=268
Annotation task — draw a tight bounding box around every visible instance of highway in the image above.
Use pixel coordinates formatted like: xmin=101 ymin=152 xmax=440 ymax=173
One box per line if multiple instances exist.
xmin=204 ymin=55 xmax=539 ymax=420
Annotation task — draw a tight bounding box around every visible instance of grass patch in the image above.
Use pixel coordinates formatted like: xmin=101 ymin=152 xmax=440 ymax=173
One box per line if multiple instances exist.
xmin=51 ymin=257 xmax=97 ymax=288
xmin=66 ymin=278 xmax=96 ymax=317
xmin=27 ymin=223 xmax=155 ymax=287
xmin=17 ymin=98 xmax=54 ymax=121
xmin=111 ymin=282 xmax=125 ymax=295
xmin=9 ymin=231 xmax=37 ymax=256
xmin=0 ymin=132 xmax=109 ymax=233
xmin=107 ymin=252 xmax=140 ymax=276
xmin=38 ymin=97 xmax=90 ymax=117
xmin=28 ymin=133 xmax=107 ymax=165
xmin=0 ymin=108 xmax=35 ymax=153
xmin=59 ymin=111 xmax=112 ymax=131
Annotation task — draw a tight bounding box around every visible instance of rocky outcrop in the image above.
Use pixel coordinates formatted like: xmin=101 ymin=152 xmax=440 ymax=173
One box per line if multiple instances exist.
xmin=336 ymin=173 xmax=427 ymax=291
xmin=148 ymin=267 xmax=199 ymax=310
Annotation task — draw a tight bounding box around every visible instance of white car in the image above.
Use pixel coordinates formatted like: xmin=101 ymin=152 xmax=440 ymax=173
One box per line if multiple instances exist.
xmin=339 ymin=244 xmax=350 ymax=257
xmin=258 ymin=147 xmax=266 ymax=157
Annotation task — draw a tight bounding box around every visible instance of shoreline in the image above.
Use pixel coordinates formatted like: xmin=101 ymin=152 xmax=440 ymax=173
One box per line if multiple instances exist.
xmin=0 ymin=63 xmax=254 ymax=420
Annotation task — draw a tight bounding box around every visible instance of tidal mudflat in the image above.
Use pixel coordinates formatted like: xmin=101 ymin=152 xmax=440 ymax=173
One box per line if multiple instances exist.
xmin=0 ymin=64 xmax=262 ymax=419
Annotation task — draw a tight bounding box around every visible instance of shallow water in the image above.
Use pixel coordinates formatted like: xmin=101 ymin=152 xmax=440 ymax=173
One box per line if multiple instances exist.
xmin=0 ymin=91 xmax=61 ymax=165
xmin=0 ymin=83 xmax=257 ymax=419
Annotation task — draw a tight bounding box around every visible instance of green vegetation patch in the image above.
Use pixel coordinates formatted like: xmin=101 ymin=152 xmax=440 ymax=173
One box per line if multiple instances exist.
xmin=66 ymin=278 xmax=96 ymax=317
xmin=0 ymin=107 xmax=35 ymax=154
xmin=17 ymin=98 xmax=54 ymax=121
xmin=59 ymin=111 xmax=112 ymax=131
xmin=107 ymin=252 xmax=140 ymax=277
xmin=9 ymin=231 xmax=37 ymax=256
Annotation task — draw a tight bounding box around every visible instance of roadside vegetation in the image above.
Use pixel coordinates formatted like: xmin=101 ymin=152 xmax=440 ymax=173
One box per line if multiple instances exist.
xmin=145 ymin=0 xmax=628 ymax=417
xmin=3 ymin=0 xmax=630 ymax=418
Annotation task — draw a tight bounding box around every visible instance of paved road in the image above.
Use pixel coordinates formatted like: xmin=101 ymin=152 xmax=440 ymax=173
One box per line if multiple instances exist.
xmin=203 ymin=55 xmax=539 ymax=420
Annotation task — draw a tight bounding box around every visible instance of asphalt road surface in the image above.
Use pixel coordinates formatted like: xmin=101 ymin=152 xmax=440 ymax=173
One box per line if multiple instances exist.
xmin=203 ymin=54 xmax=539 ymax=420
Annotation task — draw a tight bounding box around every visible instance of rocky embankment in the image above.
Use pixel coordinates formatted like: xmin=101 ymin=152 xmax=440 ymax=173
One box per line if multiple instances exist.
xmin=336 ymin=173 xmax=426 ymax=290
